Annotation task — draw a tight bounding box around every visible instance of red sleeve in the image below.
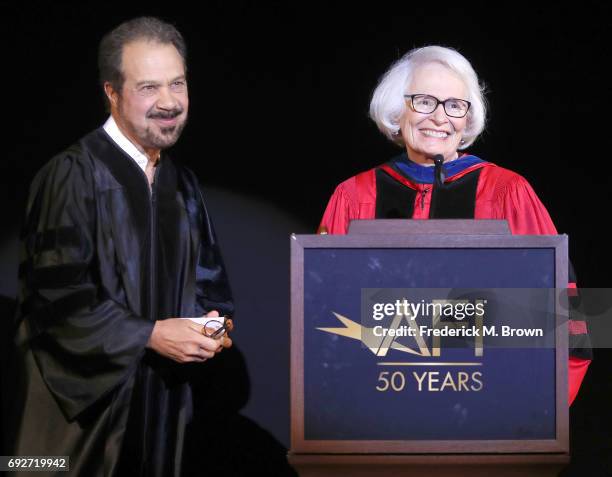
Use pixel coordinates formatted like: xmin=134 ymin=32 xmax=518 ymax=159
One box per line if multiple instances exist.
xmin=568 ymin=357 xmax=590 ymax=405
xmin=318 ymin=184 xmax=353 ymax=235
xmin=498 ymin=171 xmax=591 ymax=405
xmin=318 ymin=170 xmax=377 ymax=235
xmin=501 ymin=174 xmax=558 ymax=235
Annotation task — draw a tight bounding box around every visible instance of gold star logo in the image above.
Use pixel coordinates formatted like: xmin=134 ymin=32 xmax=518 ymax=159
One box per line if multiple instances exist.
xmin=316 ymin=312 xmax=431 ymax=357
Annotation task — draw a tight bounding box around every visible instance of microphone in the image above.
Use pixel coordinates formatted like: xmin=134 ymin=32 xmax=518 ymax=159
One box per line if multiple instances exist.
xmin=433 ymin=154 xmax=446 ymax=188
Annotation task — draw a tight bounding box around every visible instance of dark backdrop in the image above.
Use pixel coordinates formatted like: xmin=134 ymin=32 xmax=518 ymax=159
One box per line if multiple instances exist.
xmin=1 ymin=3 xmax=610 ymax=475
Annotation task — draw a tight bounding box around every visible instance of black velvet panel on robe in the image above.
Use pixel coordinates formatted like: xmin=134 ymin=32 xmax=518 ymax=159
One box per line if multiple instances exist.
xmin=375 ymin=163 xmax=481 ymax=219
xmin=428 ymin=169 xmax=482 ymax=219
xmin=5 ymin=128 xmax=233 ymax=477
xmin=375 ymin=168 xmax=417 ymax=218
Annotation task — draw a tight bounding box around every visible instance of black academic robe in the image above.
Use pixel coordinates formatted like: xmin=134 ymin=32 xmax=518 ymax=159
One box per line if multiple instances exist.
xmin=5 ymin=128 xmax=233 ymax=476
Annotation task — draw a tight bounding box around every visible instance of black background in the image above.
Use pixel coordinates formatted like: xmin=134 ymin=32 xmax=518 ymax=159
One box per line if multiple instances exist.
xmin=1 ymin=2 xmax=610 ymax=475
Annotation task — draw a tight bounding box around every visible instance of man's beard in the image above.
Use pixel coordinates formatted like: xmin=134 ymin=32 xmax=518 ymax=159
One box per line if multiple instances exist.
xmin=143 ymin=108 xmax=187 ymax=149
xmin=119 ymin=102 xmax=188 ymax=151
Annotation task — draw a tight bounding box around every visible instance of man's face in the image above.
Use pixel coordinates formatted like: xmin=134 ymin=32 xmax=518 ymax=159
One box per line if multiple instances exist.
xmin=110 ymin=40 xmax=189 ymax=152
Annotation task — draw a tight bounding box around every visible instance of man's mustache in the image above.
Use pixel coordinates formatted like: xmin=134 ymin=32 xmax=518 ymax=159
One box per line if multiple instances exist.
xmin=147 ymin=109 xmax=184 ymax=120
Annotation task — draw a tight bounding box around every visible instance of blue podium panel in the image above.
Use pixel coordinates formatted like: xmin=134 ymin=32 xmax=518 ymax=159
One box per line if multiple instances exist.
xmin=292 ymin=235 xmax=568 ymax=453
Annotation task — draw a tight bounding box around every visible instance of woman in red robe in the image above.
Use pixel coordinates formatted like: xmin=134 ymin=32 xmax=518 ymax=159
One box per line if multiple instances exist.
xmin=318 ymin=45 xmax=590 ymax=405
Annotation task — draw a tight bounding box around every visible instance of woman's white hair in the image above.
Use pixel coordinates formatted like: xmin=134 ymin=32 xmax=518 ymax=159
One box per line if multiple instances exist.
xmin=369 ymin=45 xmax=487 ymax=149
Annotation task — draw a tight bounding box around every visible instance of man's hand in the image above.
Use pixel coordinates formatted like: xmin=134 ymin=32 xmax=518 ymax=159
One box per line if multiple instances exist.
xmin=201 ymin=310 xmax=233 ymax=352
xmin=146 ymin=311 xmax=230 ymax=363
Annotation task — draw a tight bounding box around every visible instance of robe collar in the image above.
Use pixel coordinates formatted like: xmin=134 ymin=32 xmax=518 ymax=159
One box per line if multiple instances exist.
xmin=394 ymin=153 xmax=485 ymax=184
xmin=103 ymin=116 xmax=150 ymax=173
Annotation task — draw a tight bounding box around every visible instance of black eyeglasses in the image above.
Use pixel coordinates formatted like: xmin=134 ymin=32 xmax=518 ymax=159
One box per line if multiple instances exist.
xmin=404 ymin=94 xmax=471 ymax=118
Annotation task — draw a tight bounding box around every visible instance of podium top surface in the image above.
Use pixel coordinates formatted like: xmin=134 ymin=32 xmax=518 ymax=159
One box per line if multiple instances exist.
xmin=347 ymin=219 xmax=511 ymax=235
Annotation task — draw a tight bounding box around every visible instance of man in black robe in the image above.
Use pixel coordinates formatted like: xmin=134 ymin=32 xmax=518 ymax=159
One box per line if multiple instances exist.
xmin=4 ymin=17 xmax=234 ymax=476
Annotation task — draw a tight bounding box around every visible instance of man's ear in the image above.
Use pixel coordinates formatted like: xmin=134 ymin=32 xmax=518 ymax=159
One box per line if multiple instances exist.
xmin=103 ymin=82 xmax=119 ymax=108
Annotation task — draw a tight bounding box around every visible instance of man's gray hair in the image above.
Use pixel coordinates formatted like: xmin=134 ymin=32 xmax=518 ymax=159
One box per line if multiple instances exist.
xmin=98 ymin=16 xmax=187 ymax=110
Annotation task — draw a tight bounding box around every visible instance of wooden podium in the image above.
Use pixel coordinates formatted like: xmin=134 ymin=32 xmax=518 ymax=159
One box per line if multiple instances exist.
xmin=288 ymin=220 xmax=569 ymax=476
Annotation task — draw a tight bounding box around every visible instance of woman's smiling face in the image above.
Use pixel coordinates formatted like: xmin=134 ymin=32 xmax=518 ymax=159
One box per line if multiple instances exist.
xmin=400 ymin=62 xmax=468 ymax=164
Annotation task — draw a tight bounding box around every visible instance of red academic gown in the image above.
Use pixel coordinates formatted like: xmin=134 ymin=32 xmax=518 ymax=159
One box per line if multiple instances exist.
xmin=318 ymin=156 xmax=590 ymax=405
